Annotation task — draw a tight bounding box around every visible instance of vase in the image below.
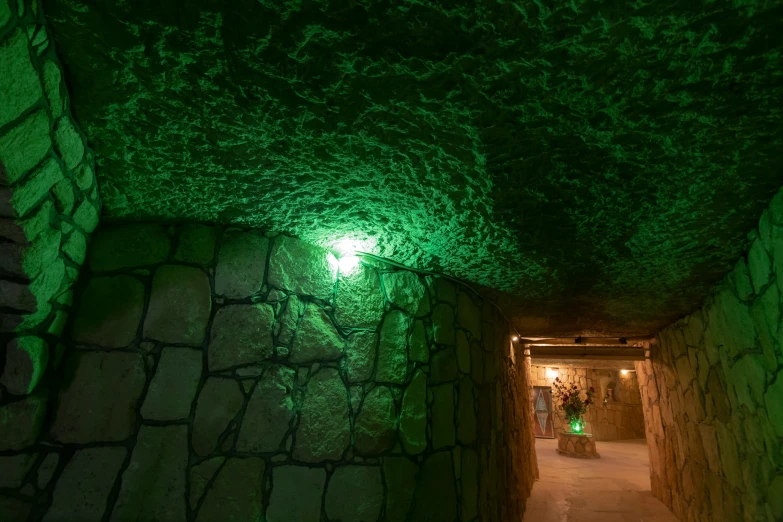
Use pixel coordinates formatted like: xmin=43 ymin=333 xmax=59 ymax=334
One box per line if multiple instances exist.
xmin=568 ymin=416 xmax=584 ymax=434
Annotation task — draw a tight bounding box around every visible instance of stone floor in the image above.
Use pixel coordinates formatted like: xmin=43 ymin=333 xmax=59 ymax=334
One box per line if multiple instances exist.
xmin=523 ymin=438 xmax=678 ymax=522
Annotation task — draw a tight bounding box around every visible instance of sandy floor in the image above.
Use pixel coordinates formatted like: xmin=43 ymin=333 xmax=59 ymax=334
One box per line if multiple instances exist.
xmin=522 ymin=438 xmax=679 ymax=522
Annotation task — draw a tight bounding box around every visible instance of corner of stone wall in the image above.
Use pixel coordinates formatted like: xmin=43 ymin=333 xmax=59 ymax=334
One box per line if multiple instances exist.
xmin=7 ymin=223 xmax=538 ymax=521
xmin=637 ymin=187 xmax=783 ymax=522
xmin=0 ymin=0 xmax=99 ymax=423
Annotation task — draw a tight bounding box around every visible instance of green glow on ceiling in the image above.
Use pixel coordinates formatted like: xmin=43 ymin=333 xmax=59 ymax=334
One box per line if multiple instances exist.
xmin=46 ymin=0 xmax=783 ymax=335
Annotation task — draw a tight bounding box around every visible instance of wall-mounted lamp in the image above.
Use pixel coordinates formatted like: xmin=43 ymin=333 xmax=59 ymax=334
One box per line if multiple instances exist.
xmin=546 ymin=367 xmax=558 ymax=379
xmin=621 ymin=369 xmax=632 ymax=375
xmin=512 ymin=336 xmax=519 ymax=342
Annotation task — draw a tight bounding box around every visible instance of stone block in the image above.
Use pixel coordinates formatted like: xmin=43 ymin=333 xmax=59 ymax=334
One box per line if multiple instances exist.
xmin=268 ymin=235 xmax=336 ymax=299
xmin=72 ymin=197 xmax=98 ymax=233
xmin=0 ymin=30 xmax=43 ymax=129
xmin=42 ymin=61 xmax=63 ymax=119
xmin=0 ymin=110 xmax=50 ymax=184
xmin=456 ymin=330 xmax=470 ymax=373
xmin=432 ymin=383 xmax=455 ymax=449
xmin=410 ymin=451 xmax=457 ymax=521
xmin=325 ymin=466 xmax=383 ymax=522
xmin=747 ymin=238 xmax=771 ymax=293
xmin=765 ymin=376 xmax=783 ymax=437
xmin=11 ymin=157 xmax=62 ymax=218
xmin=275 ymin=293 xmax=302 ymax=346
xmin=195 ymin=457 xmax=265 ymax=522
xmin=0 ymin=336 xmax=47 ymax=395
xmin=432 ymin=303 xmax=455 ymax=345
xmin=344 ymin=330 xmax=376 ymax=383
xmin=0 ymin=453 xmax=37 ymax=488
xmin=74 ymin=161 xmax=93 ymax=191
xmin=62 ymin=227 xmax=87 ymax=265
xmin=0 ymin=394 xmax=46 ymax=450
xmin=110 ymin=425 xmax=188 ymax=521
xmin=19 ymin=199 xmax=53 ymax=241
xmin=208 ymin=304 xmax=274 ymax=371
xmin=431 ymin=347 xmax=458 ymax=384
xmin=335 ymin=264 xmax=385 ymax=328
xmin=0 ymin=0 xmax=10 ymax=29
xmin=457 ymin=378 xmax=477 ymax=444
xmin=290 ymin=304 xmax=344 ymax=363
xmin=462 ymin=448 xmax=479 ymax=520
xmin=189 ymin=457 xmax=224 ymax=510
xmin=410 ymin=320 xmax=428 ymax=363
xmin=383 ymin=457 xmax=417 ymax=521
xmin=143 ymin=265 xmax=211 ymax=344
xmin=192 ymin=377 xmax=244 ymax=456
xmin=354 ymin=385 xmax=397 ymax=455
xmin=377 ymin=310 xmax=408 ymax=384
xmin=29 ymin=256 xmax=64 ymax=304
xmin=52 ymin=177 xmax=75 ymax=214
xmin=214 ymin=229 xmax=268 ymax=298
xmin=457 ymin=292 xmax=481 ymax=339
xmin=141 ymin=347 xmax=202 ymax=421
xmin=71 ymin=275 xmax=144 ymax=348
xmin=49 ymin=351 xmax=146 ymax=443
xmin=43 ymin=447 xmax=126 ymax=522
xmin=293 ymin=368 xmax=350 ymax=462
xmin=400 ymin=369 xmax=427 ymax=455
xmin=174 ymin=223 xmax=217 ymax=265
xmin=236 ymin=365 xmax=295 ymax=453
xmin=53 ymin=117 xmax=84 ymax=169
xmin=267 ymin=466 xmax=325 ymax=522
xmin=383 ymin=270 xmax=430 ymax=316
xmin=36 ymin=453 xmax=59 ymax=488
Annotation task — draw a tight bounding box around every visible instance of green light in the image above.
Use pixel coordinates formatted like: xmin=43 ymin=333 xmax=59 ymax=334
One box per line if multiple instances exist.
xmin=330 ymin=238 xmax=376 ymax=276
xmin=570 ymin=419 xmax=583 ymax=433
xmin=338 ymin=255 xmax=361 ymax=275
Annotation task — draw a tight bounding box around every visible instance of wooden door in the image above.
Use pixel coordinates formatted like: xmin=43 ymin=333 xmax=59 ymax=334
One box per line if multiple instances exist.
xmin=533 ymin=386 xmax=554 ymax=438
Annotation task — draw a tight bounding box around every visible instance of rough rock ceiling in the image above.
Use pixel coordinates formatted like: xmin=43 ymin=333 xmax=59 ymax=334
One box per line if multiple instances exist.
xmin=47 ymin=0 xmax=783 ymax=336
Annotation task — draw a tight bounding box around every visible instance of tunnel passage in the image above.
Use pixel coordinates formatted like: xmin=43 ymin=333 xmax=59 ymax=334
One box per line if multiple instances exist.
xmin=2 ymin=0 xmax=783 ymax=520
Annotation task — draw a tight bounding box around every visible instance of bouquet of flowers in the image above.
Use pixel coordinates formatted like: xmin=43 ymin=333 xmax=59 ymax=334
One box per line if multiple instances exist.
xmin=552 ymin=377 xmax=595 ymax=433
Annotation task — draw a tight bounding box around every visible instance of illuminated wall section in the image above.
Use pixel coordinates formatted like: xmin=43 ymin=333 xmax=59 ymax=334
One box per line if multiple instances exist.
xmin=0 ymin=223 xmax=538 ymax=521
xmin=0 ymin=0 xmax=99 ymax=472
xmin=637 ymin=187 xmax=783 ymax=522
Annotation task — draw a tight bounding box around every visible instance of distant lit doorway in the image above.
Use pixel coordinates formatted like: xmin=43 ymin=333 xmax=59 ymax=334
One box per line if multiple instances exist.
xmin=533 ymin=386 xmax=555 ymax=438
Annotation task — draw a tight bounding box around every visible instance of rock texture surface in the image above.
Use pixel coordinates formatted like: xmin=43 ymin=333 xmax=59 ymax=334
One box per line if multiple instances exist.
xmin=0 ymin=225 xmax=538 ymax=521
xmin=45 ymin=0 xmax=783 ymax=336
xmin=638 ymin=188 xmax=783 ymax=522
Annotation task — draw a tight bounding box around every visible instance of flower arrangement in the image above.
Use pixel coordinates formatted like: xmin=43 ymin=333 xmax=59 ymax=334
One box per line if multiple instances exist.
xmin=552 ymin=378 xmax=595 ymax=433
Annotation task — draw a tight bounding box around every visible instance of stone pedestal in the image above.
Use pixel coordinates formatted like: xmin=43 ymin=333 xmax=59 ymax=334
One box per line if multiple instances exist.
xmin=557 ymin=432 xmax=600 ymax=459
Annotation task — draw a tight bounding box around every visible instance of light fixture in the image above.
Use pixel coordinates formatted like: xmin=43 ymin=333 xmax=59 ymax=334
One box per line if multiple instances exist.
xmin=330 ymin=238 xmax=372 ymax=276
xmin=621 ymin=369 xmax=629 ymax=375
xmin=512 ymin=336 xmax=519 ymax=341
xmin=546 ymin=367 xmax=558 ymax=379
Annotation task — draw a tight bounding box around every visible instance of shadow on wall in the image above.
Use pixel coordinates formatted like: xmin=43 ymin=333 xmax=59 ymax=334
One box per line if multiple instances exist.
xmin=530 ymin=366 xmax=645 ymax=441
xmin=637 ymin=188 xmax=783 ymax=522
xmin=0 ymin=222 xmax=538 ymax=521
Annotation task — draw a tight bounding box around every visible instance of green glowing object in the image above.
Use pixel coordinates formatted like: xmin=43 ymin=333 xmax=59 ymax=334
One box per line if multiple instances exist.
xmin=570 ymin=419 xmax=583 ymax=434
xmin=331 ymin=238 xmax=376 ymax=277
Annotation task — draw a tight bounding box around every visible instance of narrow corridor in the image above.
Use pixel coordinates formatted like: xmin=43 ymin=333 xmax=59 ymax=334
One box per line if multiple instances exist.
xmin=522 ymin=438 xmax=678 ymax=522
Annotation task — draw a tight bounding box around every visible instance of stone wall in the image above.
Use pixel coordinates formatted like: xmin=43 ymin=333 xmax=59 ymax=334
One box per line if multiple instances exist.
xmin=0 ymin=223 xmax=538 ymax=521
xmin=637 ymin=188 xmax=783 ymax=522
xmin=531 ymin=365 xmax=645 ymax=441
xmin=0 ymin=0 xmax=99 ymax=418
